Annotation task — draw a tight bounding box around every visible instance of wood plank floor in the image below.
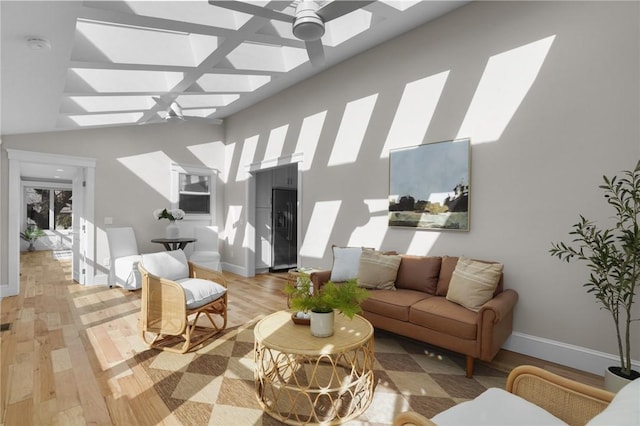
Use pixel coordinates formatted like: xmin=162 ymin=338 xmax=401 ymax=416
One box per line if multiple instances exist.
xmin=1 ymin=251 xmax=604 ymax=425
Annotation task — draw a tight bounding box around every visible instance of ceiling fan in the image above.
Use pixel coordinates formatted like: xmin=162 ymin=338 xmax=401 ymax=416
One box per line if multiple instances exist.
xmin=209 ymin=0 xmax=374 ymax=66
xmin=148 ymin=97 xmax=222 ymax=124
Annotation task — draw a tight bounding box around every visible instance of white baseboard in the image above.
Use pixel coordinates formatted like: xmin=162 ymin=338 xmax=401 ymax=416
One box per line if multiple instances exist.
xmin=503 ymin=332 xmax=640 ymax=376
xmin=221 ymin=262 xmax=250 ymax=277
xmin=92 ymin=274 xmax=109 ymax=286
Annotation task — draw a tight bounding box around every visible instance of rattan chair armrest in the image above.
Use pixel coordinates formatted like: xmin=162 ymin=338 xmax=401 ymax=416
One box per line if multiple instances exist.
xmin=188 ymin=261 xmax=228 ymax=287
xmin=392 ymin=411 xmax=437 ymax=426
xmin=506 ymin=365 xmax=614 ymax=426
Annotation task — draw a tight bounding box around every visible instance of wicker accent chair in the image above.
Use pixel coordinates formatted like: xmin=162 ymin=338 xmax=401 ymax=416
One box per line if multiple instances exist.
xmin=138 ymin=250 xmax=228 ymax=353
xmin=393 ymin=365 xmax=615 ymax=426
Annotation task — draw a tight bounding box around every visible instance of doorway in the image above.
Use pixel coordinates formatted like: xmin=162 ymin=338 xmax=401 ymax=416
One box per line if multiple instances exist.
xmin=4 ymin=149 xmax=96 ymax=297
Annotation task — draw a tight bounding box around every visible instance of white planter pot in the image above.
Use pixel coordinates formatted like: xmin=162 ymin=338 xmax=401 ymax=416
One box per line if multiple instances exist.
xmin=166 ymin=222 xmax=179 ymax=239
xmin=310 ymin=310 xmax=334 ymax=337
xmin=604 ymin=366 xmax=634 ymax=393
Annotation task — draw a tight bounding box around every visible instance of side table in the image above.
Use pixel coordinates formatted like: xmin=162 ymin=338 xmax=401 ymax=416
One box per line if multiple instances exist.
xmin=254 ymin=310 xmax=375 ymax=425
xmin=150 ymin=237 xmax=196 ymax=251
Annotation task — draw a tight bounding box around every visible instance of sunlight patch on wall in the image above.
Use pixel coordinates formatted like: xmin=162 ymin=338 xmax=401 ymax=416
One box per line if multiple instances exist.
xmin=347 ymin=199 xmax=389 ymax=248
xmin=224 ymin=205 xmax=243 ymax=246
xmin=187 ymin=141 xmax=225 ymax=170
xmin=406 ymin=231 xmax=440 ymax=255
xmin=381 ymin=71 xmax=450 ymax=157
xmin=294 ymin=111 xmax=327 ymax=171
xmin=222 ymin=142 xmax=236 ymax=184
xmin=328 ymin=94 xmax=378 ymax=166
xmin=300 ymin=200 xmax=342 ymax=258
xmin=235 ymin=135 xmax=259 ymax=182
xmin=118 ymin=151 xmax=173 ymax=198
xmin=457 ymin=35 xmax=556 ymax=144
xmin=263 ymin=124 xmax=289 ymax=161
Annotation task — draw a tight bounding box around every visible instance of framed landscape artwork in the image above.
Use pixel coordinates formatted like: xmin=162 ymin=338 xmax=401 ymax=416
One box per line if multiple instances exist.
xmin=388 ymin=138 xmax=471 ymax=231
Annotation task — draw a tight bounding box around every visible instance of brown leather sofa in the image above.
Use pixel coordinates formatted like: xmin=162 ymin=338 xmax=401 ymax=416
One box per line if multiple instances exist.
xmin=311 ymin=255 xmax=519 ymax=378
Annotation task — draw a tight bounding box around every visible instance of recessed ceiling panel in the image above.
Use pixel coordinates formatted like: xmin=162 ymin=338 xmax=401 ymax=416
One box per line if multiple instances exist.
xmin=176 ymin=94 xmax=240 ymax=108
xmin=193 ymin=74 xmax=271 ymax=92
xmin=73 ymin=19 xmax=218 ymax=67
xmin=323 ymin=9 xmax=372 ymax=47
xmin=66 ymin=68 xmax=184 ymax=93
xmin=227 ymin=42 xmax=307 ymax=72
xmin=123 ymin=1 xmax=253 ymax=30
xmin=64 ymin=95 xmax=154 ymax=113
xmin=68 ymin=112 xmax=144 ymax=126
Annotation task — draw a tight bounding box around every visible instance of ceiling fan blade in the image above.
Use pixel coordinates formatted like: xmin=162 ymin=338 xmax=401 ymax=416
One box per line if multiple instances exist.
xmin=305 ymin=39 xmax=325 ymax=66
xmin=208 ymin=1 xmax=294 ymax=23
xmin=317 ymin=0 xmax=374 ymax=22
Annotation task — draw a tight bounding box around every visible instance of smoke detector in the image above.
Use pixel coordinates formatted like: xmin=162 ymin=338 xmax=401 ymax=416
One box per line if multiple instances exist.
xmin=26 ymin=37 xmax=51 ymax=50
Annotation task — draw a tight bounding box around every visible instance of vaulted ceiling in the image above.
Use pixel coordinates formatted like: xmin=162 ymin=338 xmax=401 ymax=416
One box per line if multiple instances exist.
xmin=1 ymin=1 xmax=466 ymax=136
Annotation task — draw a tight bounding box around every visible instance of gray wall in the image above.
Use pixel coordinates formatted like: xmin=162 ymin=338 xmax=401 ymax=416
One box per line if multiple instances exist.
xmin=223 ymin=1 xmax=639 ymax=365
xmin=1 ymin=1 xmax=638 ymax=372
xmin=1 ymin=121 xmax=225 ymax=282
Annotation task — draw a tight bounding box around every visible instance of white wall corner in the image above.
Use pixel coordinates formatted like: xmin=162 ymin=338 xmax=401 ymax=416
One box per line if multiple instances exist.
xmin=503 ymin=332 xmax=640 ymax=376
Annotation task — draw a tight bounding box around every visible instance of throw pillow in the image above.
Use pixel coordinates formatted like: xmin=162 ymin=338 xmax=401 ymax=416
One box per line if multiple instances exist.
xmin=330 ymin=246 xmax=363 ymax=282
xmin=357 ymin=250 xmax=402 ymax=290
xmin=395 ymin=255 xmax=442 ymax=294
xmin=446 ymin=256 xmax=504 ymax=311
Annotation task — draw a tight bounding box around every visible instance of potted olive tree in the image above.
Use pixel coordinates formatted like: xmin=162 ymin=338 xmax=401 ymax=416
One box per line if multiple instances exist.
xmin=284 ymin=274 xmax=369 ymax=337
xmin=550 ymin=161 xmax=640 ymax=391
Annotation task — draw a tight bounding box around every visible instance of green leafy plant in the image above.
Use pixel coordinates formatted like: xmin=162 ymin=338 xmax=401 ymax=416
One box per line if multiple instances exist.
xmin=284 ymin=274 xmax=369 ymax=319
xmin=20 ymin=225 xmax=45 ymax=243
xmin=550 ymin=161 xmax=640 ymax=379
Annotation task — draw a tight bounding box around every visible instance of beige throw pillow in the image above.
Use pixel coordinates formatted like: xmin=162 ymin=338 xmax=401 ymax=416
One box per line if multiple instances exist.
xmin=446 ymin=256 xmax=503 ymax=311
xmin=358 ymin=250 xmax=401 ymax=290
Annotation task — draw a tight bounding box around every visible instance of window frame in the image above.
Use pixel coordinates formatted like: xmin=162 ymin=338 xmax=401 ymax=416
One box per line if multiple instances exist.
xmin=170 ymin=163 xmax=217 ymax=221
xmin=22 ymin=181 xmax=73 ymax=232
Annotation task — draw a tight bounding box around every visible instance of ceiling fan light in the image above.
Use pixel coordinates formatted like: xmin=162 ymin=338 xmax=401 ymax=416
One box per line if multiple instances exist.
xmin=293 ymin=13 xmax=325 ymax=41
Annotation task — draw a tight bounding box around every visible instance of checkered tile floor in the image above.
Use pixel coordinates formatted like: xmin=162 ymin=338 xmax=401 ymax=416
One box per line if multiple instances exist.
xmin=132 ymin=319 xmax=507 ymax=425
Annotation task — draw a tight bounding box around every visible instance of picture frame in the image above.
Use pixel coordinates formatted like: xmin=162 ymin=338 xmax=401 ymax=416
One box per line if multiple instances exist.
xmin=388 ymin=138 xmax=471 ymax=231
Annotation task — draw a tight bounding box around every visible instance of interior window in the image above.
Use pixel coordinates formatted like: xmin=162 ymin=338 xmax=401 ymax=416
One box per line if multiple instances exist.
xmin=25 ymin=187 xmax=72 ymax=230
xmin=179 ymin=173 xmax=210 ymax=214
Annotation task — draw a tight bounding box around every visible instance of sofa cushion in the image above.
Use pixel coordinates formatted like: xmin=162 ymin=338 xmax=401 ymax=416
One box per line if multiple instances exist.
xmin=409 ymin=297 xmax=478 ymax=340
xmin=141 ymin=250 xmax=189 ymax=281
xmin=396 ymin=255 xmax=441 ymax=294
xmin=432 ymin=387 xmax=568 ymax=425
xmin=586 ymin=376 xmax=639 ymax=426
xmin=176 ymin=277 xmax=227 ymax=309
xmin=436 ymin=256 xmax=459 ymax=296
xmin=361 ymin=289 xmax=432 ymax=322
xmin=446 ymin=257 xmax=504 ymax=311
xmin=358 ymin=250 xmax=402 ymax=290
xmin=330 ymin=246 xmax=363 ymax=281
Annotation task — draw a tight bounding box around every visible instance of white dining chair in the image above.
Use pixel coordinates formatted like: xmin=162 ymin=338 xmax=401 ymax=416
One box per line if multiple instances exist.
xmin=189 ymin=226 xmax=221 ymax=271
xmin=106 ymin=226 xmax=142 ymax=290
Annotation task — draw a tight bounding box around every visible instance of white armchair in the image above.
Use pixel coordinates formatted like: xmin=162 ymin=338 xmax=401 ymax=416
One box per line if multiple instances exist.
xmin=189 ymin=226 xmax=221 ymax=271
xmin=106 ymin=227 xmax=142 ymax=290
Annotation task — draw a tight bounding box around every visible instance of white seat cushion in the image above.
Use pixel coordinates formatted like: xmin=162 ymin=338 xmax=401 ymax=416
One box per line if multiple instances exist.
xmin=587 ymin=377 xmax=639 ymax=426
xmin=432 ymin=388 xmax=567 ymax=425
xmin=177 ymin=278 xmax=227 ymax=309
xmin=111 ymin=255 xmax=142 ymax=290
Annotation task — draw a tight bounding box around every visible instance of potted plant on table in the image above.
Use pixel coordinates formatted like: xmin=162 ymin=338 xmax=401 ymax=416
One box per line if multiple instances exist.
xmin=284 ymin=274 xmax=369 ymax=337
xmin=550 ymin=160 xmax=640 ymax=391
xmin=20 ymin=225 xmax=45 ymax=252
xmin=153 ymin=208 xmax=185 ymax=238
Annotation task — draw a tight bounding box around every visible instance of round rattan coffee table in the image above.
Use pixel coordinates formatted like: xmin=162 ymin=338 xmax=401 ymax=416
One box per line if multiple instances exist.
xmin=254 ymin=310 xmax=375 ymax=425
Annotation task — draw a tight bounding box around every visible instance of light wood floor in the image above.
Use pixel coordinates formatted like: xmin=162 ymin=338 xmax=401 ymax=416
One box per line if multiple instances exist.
xmin=1 ymin=251 xmax=604 ymax=425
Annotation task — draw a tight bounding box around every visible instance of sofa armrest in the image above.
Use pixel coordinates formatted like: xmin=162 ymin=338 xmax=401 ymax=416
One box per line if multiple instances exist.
xmin=392 ymin=411 xmax=437 ymax=426
xmin=479 ymin=288 xmax=518 ymax=323
xmin=310 ymin=270 xmax=331 ymax=294
xmin=507 ymin=365 xmax=613 ymax=425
